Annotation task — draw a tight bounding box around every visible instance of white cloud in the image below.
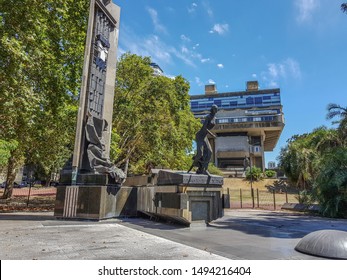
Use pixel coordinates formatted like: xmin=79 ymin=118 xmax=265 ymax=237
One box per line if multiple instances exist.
xmin=180 ymin=34 xmax=191 ymax=42
xmin=147 ymin=7 xmax=167 ymax=34
xmin=181 ymin=46 xmax=189 ymax=54
xmin=261 ymin=58 xmax=302 ymax=87
xmin=285 ymin=58 xmax=302 ymax=79
xmin=119 ymin=25 xmax=214 ymax=70
xmin=295 ymin=0 xmax=319 ymax=23
xmin=252 ymin=73 xmax=257 ymax=78
xmin=119 ymin=26 xmax=195 ymax=67
xmin=217 ymin=63 xmax=224 ymax=69
xmin=192 ymin=43 xmax=200 ymax=50
xmin=186 ymin=47 xmax=211 ymax=64
xmin=200 ymin=58 xmax=211 ymax=63
xmin=195 ymin=77 xmax=204 ymax=86
xmin=208 ymin=79 xmax=216 ymax=84
xmin=209 ymin=23 xmax=229 ymax=35
xmin=202 ymin=1 xmax=214 ymax=18
xmin=188 ymin=3 xmax=198 ymax=13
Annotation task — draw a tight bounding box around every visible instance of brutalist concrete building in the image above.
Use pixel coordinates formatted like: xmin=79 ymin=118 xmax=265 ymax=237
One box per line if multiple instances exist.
xmin=190 ymin=81 xmax=284 ymax=173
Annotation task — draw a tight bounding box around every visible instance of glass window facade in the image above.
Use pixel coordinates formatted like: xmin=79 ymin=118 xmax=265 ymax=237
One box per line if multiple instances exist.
xmin=190 ymin=91 xmax=281 ymax=112
xmin=215 ymin=115 xmax=278 ymax=124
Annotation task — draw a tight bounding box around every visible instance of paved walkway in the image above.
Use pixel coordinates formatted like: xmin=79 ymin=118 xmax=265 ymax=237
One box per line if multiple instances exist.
xmin=1 ymin=209 xmax=346 ymax=260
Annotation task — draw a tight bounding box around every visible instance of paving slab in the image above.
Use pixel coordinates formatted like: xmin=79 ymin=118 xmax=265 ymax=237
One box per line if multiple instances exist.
xmin=119 ymin=209 xmax=347 ymax=260
xmin=1 ymin=209 xmax=346 ymax=260
xmin=0 ymin=212 xmax=226 ymax=260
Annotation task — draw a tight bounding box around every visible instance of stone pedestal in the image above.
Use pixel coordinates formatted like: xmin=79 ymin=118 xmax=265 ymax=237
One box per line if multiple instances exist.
xmin=136 ymin=170 xmax=224 ymax=225
xmin=54 ymin=170 xmax=224 ymax=225
xmin=54 ymin=185 xmax=137 ymax=220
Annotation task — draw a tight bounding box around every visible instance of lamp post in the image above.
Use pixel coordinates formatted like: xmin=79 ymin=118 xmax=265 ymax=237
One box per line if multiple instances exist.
xmin=248 ymin=137 xmax=254 ymax=208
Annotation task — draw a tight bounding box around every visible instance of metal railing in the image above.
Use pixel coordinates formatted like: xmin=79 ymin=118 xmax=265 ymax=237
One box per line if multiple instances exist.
xmin=224 ymin=188 xmax=298 ymax=210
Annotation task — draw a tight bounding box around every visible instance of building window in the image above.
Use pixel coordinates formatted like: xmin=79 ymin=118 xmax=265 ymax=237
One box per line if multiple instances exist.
xmin=218 ymin=118 xmax=229 ymax=124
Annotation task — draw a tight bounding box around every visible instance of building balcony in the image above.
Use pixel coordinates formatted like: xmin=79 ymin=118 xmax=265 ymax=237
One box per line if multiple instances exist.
xmin=216 ymin=147 xmax=262 ymax=158
xmin=212 ymin=116 xmax=284 ymax=152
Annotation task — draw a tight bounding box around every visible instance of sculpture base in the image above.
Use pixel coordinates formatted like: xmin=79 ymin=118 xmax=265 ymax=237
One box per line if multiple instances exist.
xmin=136 ymin=170 xmax=224 ymax=225
xmin=157 ymin=170 xmax=223 ymax=186
xmin=137 ymin=185 xmax=223 ymax=225
xmin=60 ymin=170 xmax=119 ymax=186
xmin=54 ymin=185 xmax=137 ymax=220
xmin=54 ymin=170 xmax=225 ymax=225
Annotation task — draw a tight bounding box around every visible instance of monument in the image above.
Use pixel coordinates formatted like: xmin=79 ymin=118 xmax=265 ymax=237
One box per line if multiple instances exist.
xmin=55 ymin=0 xmax=125 ymax=220
xmin=135 ymin=105 xmax=224 ymax=225
xmin=188 ymin=104 xmax=218 ymax=175
xmin=55 ymin=3 xmax=226 ymax=224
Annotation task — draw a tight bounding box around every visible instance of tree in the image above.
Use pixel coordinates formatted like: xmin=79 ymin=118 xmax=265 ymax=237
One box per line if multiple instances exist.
xmin=112 ymin=53 xmax=200 ymax=174
xmin=278 ymin=105 xmax=347 ymax=217
xmin=246 ymin=166 xmax=263 ymax=181
xmin=342 ymin=3 xmax=347 ymax=13
xmin=0 ymin=0 xmax=88 ymax=197
xmin=278 ymin=133 xmax=319 ymax=190
xmin=0 ymin=140 xmax=17 ymax=168
xmin=326 ymin=103 xmax=347 ymax=142
xmin=313 ymin=147 xmax=347 ymax=218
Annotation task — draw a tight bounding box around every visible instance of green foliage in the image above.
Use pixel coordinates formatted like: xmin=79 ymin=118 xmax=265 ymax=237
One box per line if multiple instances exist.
xmin=312 ymin=147 xmax=347 ymax=218
xmin=295 ymin=190 xmax=312 ymax=205
xmin=277 ymin=127 xmax=331 ymax=189
xmin=278 ymin=105 xmax=347 ymax=218
xmin=0 ymin=140 xmax=18 ymax=167
xmin=246 ymin=166 xmax=263 ymax=181
xmin=112 ymin=53 xmax=200 ymax=174
xmin=326 ymin=103 xmax=347 ymax=145
xmin=0 ymin=0 xmax=88 ymax=197
xmin=207 ymin=163 xmax=223 ymax=176
xmin=264 ymin=169 xmax=276 ymax=178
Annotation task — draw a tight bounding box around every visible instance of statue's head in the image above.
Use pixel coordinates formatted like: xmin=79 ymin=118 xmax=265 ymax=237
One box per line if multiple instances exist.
xmin=211 ymin=104 xmax=218 ymax=114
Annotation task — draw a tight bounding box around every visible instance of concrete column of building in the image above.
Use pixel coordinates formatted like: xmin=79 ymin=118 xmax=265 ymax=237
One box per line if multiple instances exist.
xmin=261 ymin=133 xmax=266 ymax=171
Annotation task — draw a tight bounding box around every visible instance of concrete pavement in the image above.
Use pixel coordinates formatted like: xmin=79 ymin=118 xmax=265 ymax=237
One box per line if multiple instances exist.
xmin=1 ymin=209 xmax=346 ymax=260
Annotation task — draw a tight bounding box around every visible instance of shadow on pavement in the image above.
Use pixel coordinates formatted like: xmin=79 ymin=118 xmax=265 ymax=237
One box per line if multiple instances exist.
xmin=209 ymin=210 xmax=347 ymax=239
xmin=0 ymin=212 xmax=55 ymax=221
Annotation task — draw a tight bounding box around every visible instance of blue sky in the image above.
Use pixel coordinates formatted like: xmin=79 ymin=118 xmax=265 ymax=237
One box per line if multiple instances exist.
xmin=114 ymin=0 xmax=347 ymax=165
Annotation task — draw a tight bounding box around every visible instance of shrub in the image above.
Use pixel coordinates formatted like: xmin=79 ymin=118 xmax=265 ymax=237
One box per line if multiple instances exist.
xmin=265 ymin=170 xmax=276 ymax=178
xmin=246 ymin=166 xmax=263 ymax=181
xmin=207 ymin=163 xmax=223 ymax=176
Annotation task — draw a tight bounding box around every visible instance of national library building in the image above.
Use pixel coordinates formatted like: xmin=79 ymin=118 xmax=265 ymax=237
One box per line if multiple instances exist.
xmin=190 ymin=81 xmax=284 ymax=175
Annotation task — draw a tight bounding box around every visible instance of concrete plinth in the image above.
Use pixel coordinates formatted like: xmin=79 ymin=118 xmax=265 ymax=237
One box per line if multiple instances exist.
xmin=136 ymin=170 xmax=224 ymax=225
xmin=157 ymin=170 xmax=223 ymax=186
xmin=54 ymin=170 xmax=225 ymax=226
xmin=54 ymin=185 xmax=137 ymax=220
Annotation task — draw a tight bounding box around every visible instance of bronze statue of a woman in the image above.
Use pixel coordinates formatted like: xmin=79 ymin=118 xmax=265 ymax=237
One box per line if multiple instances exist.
xmin=188 ymin=104 xmax=218 ymax=175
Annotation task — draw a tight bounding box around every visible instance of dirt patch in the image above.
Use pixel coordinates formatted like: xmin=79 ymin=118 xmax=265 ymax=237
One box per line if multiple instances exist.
xmin=0 ymin=196 xmax=55 ymax=212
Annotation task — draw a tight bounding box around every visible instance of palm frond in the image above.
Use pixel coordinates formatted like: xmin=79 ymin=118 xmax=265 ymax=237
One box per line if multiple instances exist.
xmin=326 ymin=103 xmax=347 ymax=120
xmin=342 ymin=3 xmax=347 ymax=13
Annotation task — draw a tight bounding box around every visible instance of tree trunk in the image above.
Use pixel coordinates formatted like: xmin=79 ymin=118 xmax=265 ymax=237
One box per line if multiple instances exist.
xmin=2 ymin=154 xmax=18 ymax=199
xmin=45 ymin=174 xmax=51 ymax=188
xmin=124 ymin=158 xmax=129 ymax=177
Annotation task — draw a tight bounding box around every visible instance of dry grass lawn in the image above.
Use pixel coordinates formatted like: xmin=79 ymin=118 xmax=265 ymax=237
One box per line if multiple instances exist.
xmin=222 ymin=177 xmax=299 ymax=208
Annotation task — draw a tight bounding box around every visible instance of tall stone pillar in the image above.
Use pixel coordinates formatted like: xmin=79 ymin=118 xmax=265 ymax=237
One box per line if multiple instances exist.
xmin=55 ymin=0 xmax=124 ymax=220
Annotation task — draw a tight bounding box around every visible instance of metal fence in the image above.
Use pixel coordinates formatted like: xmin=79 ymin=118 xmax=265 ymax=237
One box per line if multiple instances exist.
xmin=224 ymin=188 xmax=299 ymax=210
xmin=1 ymin=186 xmax=299 ymax=211
xmin=0 ymin=187 xmax=57 ymax=208
xmin=2 ymin=186 xmax=57 ymax=197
